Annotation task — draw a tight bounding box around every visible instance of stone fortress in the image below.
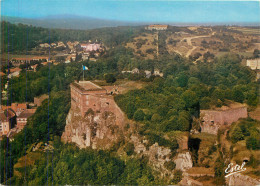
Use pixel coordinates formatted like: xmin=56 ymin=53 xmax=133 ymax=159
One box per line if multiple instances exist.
xmin=200 ymin=103 xmax=248 ymax=135
xmin=62 ymin=81 xmax=125 ymax=149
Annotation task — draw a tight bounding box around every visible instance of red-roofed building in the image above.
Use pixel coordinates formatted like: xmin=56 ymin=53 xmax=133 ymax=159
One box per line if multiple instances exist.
xmin=2 ymin=103 xmax=27 ymax=116
xmin=8 ymin=68 xmax=22 ymax=78
xmin=11 ymin=57 xmax=49 ymax=67
xmin=17 ymin=109 xmax=36 ymax=129
xmin=0 ymin=109 xmax=16 ymax=136
xmin=31 ymin=64 xmax=38 ymax=72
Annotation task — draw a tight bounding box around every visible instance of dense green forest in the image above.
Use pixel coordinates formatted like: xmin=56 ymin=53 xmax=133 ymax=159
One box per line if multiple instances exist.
xmin=7 ymin=142 xmax=157 ymax=185
xmin=115 ymin=54 xmax=258 ymax=136
xmin=1 ymin=21 xmax=143 ymax=53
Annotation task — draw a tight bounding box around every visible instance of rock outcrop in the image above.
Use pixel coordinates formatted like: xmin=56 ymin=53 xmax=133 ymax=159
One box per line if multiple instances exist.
xmin=226 ymin=173 xmax=260 ymax=186
xmin=62 ymin=107 xmax=124 ymax=149
xmin=174 ymin=152 xmax=193 ymax=171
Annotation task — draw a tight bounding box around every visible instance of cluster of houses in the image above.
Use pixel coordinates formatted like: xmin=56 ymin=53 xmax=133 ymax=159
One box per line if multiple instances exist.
xmin=40 ymin=41 xmax=67 ymax=49
xmin=9 ymin=56 xmax=51 ymax=75
xmin=122 ymin=68 xmax=164 ymax=78
xmin=0 ymin=103 xmax=35 ymax=136
xmin=38 ymin=40 xmax=103 ymax=63
xmin=0 ymin=94 xmax=48 ymax=137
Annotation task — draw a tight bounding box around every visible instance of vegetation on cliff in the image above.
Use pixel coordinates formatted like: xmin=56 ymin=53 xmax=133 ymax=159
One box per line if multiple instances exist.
xmin=9 ymin=141 xmax=156 ymax=185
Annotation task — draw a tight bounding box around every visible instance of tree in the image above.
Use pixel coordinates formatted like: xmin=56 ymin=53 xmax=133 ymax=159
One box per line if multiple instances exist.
xmin=151 ymin=113 xmax=162 ymax=122
xmin=253 ymin=49 xmax=260 ymax=58
xmin=177 ymin=116 xmax=190 ymax=131
xmin=126 ymin=103 xmax=137 ymax=119
xmin=231 ymin=126 xmax=244 ymax=143
xmin=171 ymin=170 xmax=183 ymax=184
xmin=133 ymin=109 xmax=145 ymax=121
xmin=246 ymin=136 xmax=260 ymax=150
xmin=176 ymin=72 xmax=188 ymax=87
xmin=181 ymin=90 xmax=198 ymax=108
xmin=104 ymin=73 xmax=116 ymax=83
xmin=164 ymin=161 xmax=176 ymax=171
xmin=214 ymin=155 xmax=226 ymax=185
xmin=232 ymin=88 xmax=244 ymax=103
xmin=124 ymin=143 xmax=135 ymax=156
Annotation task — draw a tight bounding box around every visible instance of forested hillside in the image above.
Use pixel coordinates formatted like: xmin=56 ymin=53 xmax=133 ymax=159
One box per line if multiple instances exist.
xmin=1 ymin=21 xmax=143 ymax=53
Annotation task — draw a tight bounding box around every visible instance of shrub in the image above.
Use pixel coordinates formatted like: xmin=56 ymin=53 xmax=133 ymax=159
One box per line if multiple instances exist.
xmin=133 ymin=109 xmax=145 ymax=121
xmin=230 ymin=126 xmax=244 ymax=143
xmin=246 ymin=136 xmax=260 ymax=150
xmin=164 ymin=161 xmax=176 ymax=171
xmin=104 ymin=73 xmax=116 ymax=83
xmin=171 ymin=170 xmax=183 ymax=184
xmin=151 ymin=113 xmax=162 ymax=122
xmin=124 ymin=143 xmax=135 ymax=156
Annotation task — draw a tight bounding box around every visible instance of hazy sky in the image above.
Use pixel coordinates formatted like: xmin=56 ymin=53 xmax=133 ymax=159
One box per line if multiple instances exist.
xmin=1 ymin=0 xmax=260 ymax=23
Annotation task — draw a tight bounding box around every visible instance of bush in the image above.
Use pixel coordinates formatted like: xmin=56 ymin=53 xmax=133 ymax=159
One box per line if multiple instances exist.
xmin=246 ymin=136 xmax=260 ymax=150
xmin=126 ymin=103 xmax=137 ymax=119
xmin=230 ymin=126 xmax=244 ymax=143
xmin=164 ymin=161 xmax=176 ymax=171
xmin=151 ymin=113 xmax=162 ymax=122
xmin=124 ymin=143 xmax=135 ymax=156
xmin=133 ymin=109 xmax=145 ymax=121
xmin=171 ymin=170 xmax=183 ymax=184
xmin=104 ymin=73 xmax=116 ymax=83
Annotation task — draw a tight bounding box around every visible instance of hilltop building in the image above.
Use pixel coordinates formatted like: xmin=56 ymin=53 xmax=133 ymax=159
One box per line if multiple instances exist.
xmin=146 ymin=25 xmax=168 ymax=31
xmin=62 ymin=81 xmax=125 ymax=148
xmin=246 ymin=58 xmax=260 ymax=70
xmin=70 ymin=81 xmax=123 ymax=121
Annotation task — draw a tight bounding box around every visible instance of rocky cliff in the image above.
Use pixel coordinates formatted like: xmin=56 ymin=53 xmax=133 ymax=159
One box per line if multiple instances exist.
xmin=62 ymin=106 xmax=124 ymax=149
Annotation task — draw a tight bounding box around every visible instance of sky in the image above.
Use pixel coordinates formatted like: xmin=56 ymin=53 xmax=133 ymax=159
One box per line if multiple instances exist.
xmin=1 ymin=0 xmax=260 ymax=23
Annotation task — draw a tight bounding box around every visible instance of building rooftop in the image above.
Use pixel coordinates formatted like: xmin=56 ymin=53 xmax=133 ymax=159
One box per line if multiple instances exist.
xmin=73 ymin=81 xmax=105 ymax=92
xmin=17 ymin=109 xmax=36 ymax=119
xmin=0 ymin=109 xmax=16 ymax=122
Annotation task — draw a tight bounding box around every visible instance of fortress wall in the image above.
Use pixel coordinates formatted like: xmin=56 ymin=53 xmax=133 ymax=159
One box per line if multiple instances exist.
xmin=200 ymin=107 xmax=247 ymax=135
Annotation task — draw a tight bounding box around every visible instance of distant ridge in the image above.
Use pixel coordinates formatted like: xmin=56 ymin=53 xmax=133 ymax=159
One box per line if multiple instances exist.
xmin=1 ymin=15 xmax=144 ymax=30
xmin=1 ymin=15 xmax=259 ymax=30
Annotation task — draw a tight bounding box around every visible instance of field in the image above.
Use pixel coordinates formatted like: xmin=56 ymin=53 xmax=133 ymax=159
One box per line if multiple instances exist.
xmin=230 ymin=27 xmax=260 ymax=35
xmin=125 ymin=26 xmax=260 ymax=61
xmin=125 ymin=33 xmax=157 ymax=59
